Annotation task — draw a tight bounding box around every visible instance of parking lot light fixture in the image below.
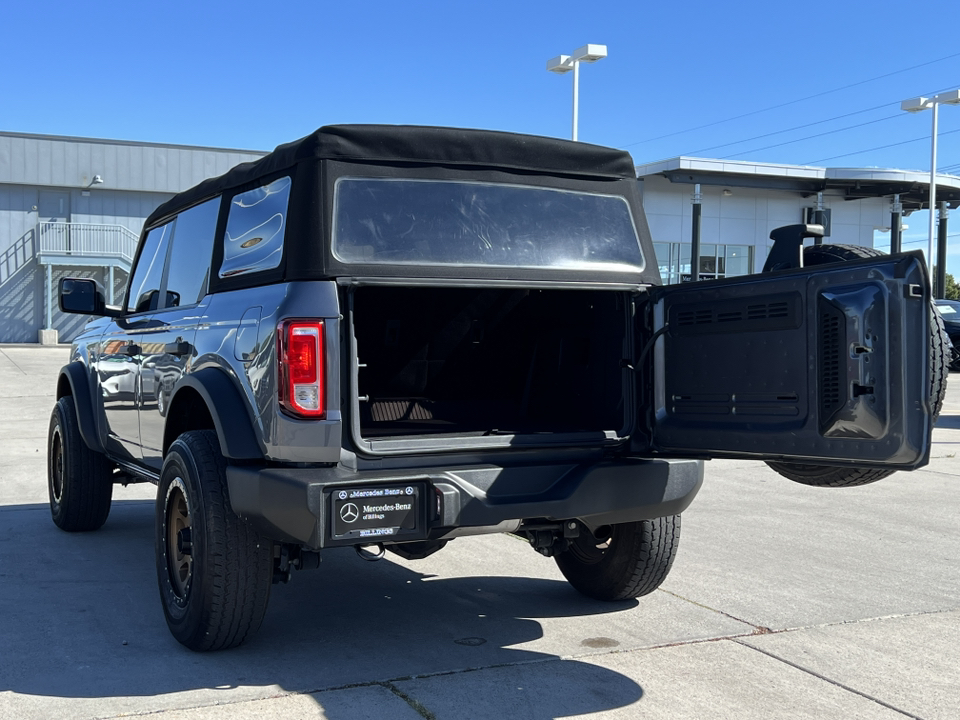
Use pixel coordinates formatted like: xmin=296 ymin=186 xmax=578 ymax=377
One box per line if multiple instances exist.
xmin=546 ymin=44 xmax=608 ymax=141
xmin=901 ymin=90 xmax=960 ymax=279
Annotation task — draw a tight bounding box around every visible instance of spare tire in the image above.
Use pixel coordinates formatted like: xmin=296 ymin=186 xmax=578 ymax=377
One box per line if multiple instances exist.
xmin=765 ymin=244 xmax=949 ymax=488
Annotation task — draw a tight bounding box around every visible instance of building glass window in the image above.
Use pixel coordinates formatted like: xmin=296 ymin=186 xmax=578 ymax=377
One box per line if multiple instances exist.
xmin=725 ymin=244 xmax=752 ymax=276
xmin=653 ymin=242 xmax=753 ymax=284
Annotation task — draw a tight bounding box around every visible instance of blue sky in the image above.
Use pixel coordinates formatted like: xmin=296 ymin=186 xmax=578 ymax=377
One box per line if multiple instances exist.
xmin=3 ymin=0 xmax=960 ymax=267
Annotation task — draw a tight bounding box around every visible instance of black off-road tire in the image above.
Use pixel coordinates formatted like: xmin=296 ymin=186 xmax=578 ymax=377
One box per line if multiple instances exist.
xmin=156 ymin=430 xmax=273 ymax=651
xmin=762 ymin=463 xmax=897 ymax=488
xmin=766 ymin=243 xmax=950 ymax=488
xmin=555 ymin=516 xmax=680 ymax=601
xmin=930 ymin=309 xmax=950 ymax=417
xmin=47 ymin=395 xmax=113 ymax=531
xmin=801 ymin=242 xmax=884 ymax=266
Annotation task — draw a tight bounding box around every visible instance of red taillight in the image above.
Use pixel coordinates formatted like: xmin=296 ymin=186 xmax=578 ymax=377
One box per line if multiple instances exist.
xmin=278 ymin=320 xmax=325 ymax=418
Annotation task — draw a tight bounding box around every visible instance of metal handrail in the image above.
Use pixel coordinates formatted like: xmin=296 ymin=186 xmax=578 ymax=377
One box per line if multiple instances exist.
xmin=37 ymin=222 xmax=139 ymax=264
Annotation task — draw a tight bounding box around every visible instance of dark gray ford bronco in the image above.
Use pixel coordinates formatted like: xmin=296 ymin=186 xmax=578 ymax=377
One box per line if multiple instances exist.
xmin=49 ymin=125 xmax=945 ymax=651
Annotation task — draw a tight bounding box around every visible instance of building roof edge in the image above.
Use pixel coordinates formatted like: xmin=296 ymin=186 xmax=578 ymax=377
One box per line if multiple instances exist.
xmin=0 ymin=129 xmax=267 ymax=156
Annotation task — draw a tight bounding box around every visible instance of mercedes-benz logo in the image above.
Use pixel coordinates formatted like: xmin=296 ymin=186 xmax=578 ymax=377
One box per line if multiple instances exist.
xmin=340 ymin=502 xmax=359 ymax=523
xmin=338 ymin=490 xmax=348 ymax=500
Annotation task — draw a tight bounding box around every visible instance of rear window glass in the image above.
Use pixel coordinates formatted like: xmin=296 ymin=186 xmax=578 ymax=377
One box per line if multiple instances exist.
xmin=332 ymin=178 xmax=644 ymax=272
xmin=219 ymin=176 xmax=291 ymax=278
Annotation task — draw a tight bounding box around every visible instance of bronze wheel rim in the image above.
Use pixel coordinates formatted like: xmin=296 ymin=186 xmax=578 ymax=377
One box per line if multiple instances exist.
xmin=50 ymin=427 xmax=64 ymax=503
xmin=166 ymin=479 xmax=192 ymax=599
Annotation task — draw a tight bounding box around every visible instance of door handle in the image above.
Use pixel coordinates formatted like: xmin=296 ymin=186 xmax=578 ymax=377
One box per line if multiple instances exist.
xmin=164 ymin=340 xmax=192 ymax=357
xmin=122 ymin=343 xmax=141 ymax=357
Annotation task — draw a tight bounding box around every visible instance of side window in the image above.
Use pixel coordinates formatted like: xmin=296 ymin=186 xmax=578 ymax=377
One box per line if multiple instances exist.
xmin=164 ymin=197 xmax=220 ymax=308
xmin=127 ymin=223 xmax=172 ymax=313
xmin=219 ymin=176 xmax=291 ymax=279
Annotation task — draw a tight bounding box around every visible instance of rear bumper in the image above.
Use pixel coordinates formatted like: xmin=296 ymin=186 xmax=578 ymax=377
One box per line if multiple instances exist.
xmin=226 ymin=457 xmax=704 ymax=550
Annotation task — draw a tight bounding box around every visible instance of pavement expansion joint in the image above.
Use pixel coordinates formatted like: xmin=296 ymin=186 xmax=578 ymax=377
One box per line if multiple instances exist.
xmin=913 ymin=466 xmax=960 ymax=478
xmin=659 ymin=588 xmax=959 ymax=638
xmin=0 ymin=349 xmax=27 ymax=374
xmin=559 ymin=629 xmax=773 ymax=662
xmin=86 ymin=660 xmax=563 ymax=720
xmin=657 ymin=588 xmax=773 ymax=634
xmin=805 ymin=606 xmax=960 ymax=630
xmin=749 ymin=606 xmax=960 ymax=637
xmin=382 ymin=682 xmax=438 ymax=720
xmin=733 ymin=640 xmax=925 ymax=720
xmin=241 ymin=656 xmax=564 ymax=702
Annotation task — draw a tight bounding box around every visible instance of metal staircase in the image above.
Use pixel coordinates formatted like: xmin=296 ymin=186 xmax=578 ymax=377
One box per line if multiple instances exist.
xmin=35 ymin=222 xmax=140 ymax=339
xmin=36 ymin=222 xmax=138 ymax=270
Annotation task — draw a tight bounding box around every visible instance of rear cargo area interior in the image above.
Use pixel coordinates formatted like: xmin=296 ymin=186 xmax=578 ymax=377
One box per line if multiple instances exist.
xmin=351 ymin=287 xmax=627 ymax=438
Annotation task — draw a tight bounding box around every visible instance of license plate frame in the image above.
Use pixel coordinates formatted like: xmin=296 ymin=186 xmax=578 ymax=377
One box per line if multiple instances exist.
xmin=330 ymin=483 xmax=424 ymax=541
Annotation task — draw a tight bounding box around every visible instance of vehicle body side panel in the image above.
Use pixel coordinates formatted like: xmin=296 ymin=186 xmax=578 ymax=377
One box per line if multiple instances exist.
xmin=97 ymin=319 xmax=149 ymax=461
xmin=139 ymin=306 xmax=202 ymax=470
xmin=190 ymin=281 xmax=342 ymax=463
xmin=170 ymin=369 xmax=263 ymax=461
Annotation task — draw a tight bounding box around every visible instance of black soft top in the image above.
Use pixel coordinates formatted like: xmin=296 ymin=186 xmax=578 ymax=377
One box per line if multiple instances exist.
xmin=146 ymin=125 xmax=637 ymax=227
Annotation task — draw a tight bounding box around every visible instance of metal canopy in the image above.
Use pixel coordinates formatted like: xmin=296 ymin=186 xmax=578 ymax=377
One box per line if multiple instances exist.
xmin=823 ymin=169 xmax=960 ymax=211
xmin=637 ymin=158 xmax=960 ymax=212
xmin=658 ymin=170 xmax=823 ymax=194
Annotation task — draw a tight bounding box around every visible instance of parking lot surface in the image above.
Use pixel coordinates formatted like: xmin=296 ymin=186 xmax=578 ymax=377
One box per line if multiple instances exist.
xmin=0 ymin=345 xmax=957 ymax=720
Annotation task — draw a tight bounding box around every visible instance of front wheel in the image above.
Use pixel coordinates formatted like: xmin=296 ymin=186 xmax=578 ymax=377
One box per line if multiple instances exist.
xmin=555 ymin=516 xmax=681 ymax=601
xmin=156 ymin=430 xmax=273 ymax=651
xmin=47 ymin=396 xmax=112 ymax=531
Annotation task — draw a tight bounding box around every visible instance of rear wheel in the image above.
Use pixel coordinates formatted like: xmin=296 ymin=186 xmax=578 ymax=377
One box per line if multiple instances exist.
xmin=555 ymin=516 xmax=680 ymax=601
xmin=156 ymin=430 xmax=273 ymax=651
xmin=766 ymin=243 xmax=950 ymax=488
xmin=47 ymin=396 xmax=112 ymax=531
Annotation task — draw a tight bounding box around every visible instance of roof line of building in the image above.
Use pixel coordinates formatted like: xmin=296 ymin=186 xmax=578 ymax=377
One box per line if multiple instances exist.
xmin=635 ymin=156 xmax=960 ymax=210
xmin=0 ymin=129 xmax=268 ymax=156
xmin=635 ymin=155 xmax=960 ymax=185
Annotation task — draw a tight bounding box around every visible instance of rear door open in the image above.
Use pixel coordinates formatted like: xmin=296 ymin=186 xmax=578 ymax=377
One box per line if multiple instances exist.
xmin=645 ymin=251 xmax=932 ymax=469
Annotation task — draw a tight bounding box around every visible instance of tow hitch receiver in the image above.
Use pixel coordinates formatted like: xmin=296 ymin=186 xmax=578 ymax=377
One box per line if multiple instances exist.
xmin=519 ymin=520 xmax=581 ymax=557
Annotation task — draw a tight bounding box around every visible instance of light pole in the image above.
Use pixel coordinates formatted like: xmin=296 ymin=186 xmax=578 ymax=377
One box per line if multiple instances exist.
xmin=901 ymin=89 xmax=960 ymax=284
xmin=546 ymin=44 xmax=607 ymax=141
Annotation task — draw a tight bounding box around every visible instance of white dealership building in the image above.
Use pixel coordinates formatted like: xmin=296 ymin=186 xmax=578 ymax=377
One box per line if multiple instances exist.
xmin=636 ymin=156 xmax=960 ymax=284
xmin=1 ymin=130 xmax=957 ymax=342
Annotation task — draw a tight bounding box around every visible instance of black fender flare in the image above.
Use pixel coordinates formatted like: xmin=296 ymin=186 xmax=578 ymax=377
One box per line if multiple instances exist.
xmin=168 ymin=368 xmax=264 ymax=461
xmin=57 ymin=362 xmax=105 ymax=454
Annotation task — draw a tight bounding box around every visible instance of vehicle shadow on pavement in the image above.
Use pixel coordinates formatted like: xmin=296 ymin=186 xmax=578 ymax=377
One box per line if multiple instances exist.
xmin=0 ymin=500 xmax=643 ymax=719
xmin=933 ymin=413 xmax=960 ymax=429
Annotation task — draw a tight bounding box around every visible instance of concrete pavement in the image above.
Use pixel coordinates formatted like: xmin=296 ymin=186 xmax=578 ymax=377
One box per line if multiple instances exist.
xmin=0 ymin=345 xmax=956 ymax=719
